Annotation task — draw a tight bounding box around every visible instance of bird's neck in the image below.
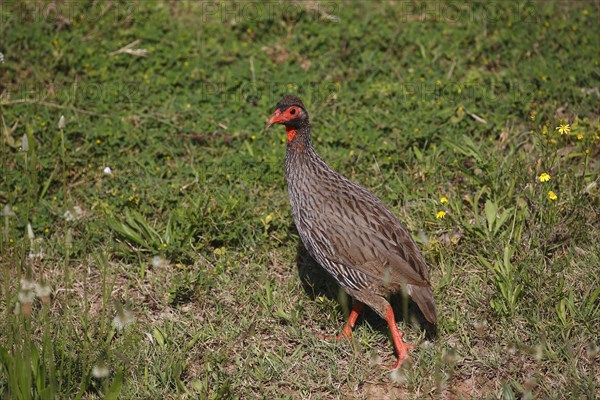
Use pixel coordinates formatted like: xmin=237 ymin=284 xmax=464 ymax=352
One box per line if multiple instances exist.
xmin=285 ymin=124 xmax=311 ymax=153
xmin=285 ymin=124 xmax=331 ymax=182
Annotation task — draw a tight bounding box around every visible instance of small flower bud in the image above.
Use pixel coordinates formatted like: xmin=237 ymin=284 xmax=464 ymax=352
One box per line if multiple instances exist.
xmin=65 ymin=228 xmax=73 ymax=249
xmin=2 ymin=204 xmax=15 ymax=217
xmin=18 ymin=279 xmax=36 ymax=318
xmin=58 ymin=115 xmax=65 ymax=129
xmin=21 ymin=134 xmax=29 ymax=152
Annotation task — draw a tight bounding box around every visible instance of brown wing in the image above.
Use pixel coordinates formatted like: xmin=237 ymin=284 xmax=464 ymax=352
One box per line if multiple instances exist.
xmin=304 ymin=176 xmax=431 ymax=289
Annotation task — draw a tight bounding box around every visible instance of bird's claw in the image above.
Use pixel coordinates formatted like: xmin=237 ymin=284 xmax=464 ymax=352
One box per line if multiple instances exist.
xmin=318 ymin=328 xmax=352 ymax=342
xmin=383 ymin=343 xmax=415 ymax=369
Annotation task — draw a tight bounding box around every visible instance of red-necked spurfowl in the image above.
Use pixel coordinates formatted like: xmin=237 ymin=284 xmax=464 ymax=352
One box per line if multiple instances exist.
xmin=266 ymin=95 xmax=436 ymax=368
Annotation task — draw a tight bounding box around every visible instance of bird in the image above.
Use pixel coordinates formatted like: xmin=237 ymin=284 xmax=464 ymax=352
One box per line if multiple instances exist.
xmin=266 ymin=95 xmax=436 ymax=368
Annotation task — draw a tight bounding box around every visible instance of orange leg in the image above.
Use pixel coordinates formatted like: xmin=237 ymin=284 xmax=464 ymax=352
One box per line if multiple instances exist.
xmin=384 ymin=305 xmax=415 ymax=369
xmin=336 ymin=301 xmax=364 ymax=340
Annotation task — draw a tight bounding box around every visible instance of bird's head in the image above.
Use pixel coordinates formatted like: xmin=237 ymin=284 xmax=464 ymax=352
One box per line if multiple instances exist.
xmin=266 ymin=95 xmax=309 ymax=131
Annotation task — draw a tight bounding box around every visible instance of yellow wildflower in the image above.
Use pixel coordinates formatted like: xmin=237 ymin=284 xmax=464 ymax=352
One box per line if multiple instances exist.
xmin=436 ymin=211 xmax=446 ymax=219
xmin=548 ymin=191 xmax=557 ymax=201
xmin=530 ymin=111 xmax=536 ymax=121
xmin=541 ymin=126 xmax=548 ymax=135
xmin=556 ymin=124 xmax=570 ymax=135
xmin=538 ymin=173 xmax=551 ymax=182
xmin=577 ymin=133 xmax=584 ymax=140
xmin=440 ymin=196 xmax=449 ymax=204
xmin=264 ymin=214 xmax=273 ymax=224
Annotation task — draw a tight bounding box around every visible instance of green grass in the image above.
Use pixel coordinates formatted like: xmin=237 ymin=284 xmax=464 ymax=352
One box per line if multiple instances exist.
xmin=1 ymin=1 xmax=599 ymax=398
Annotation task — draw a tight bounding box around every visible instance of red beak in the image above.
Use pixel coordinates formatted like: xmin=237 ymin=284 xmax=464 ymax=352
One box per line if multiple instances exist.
xmin=266 ymin=108 xmax=285 ymax=129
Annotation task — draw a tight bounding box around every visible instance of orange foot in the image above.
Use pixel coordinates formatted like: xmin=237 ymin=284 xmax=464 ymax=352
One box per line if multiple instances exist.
xmin=319 ymin=301 xmax=364 ymax=341
xmin=384 ymin=305 xmax=415 ymax=369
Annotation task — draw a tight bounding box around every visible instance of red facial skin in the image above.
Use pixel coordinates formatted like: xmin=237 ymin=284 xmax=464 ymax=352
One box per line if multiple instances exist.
xmin=266 ymin=106 xmax=302 ymax=142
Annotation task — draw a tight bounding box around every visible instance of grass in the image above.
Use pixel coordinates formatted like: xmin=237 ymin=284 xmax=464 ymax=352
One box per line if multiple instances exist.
xmin=1 ymin=0 xmax=599 ymax=398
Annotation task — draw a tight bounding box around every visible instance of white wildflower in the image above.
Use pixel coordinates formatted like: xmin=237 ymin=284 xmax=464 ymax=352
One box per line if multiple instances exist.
xmin=58 ymin=115 xmax=65 ymax=129
xmin=103 ymin=166 xmax=113 ymax=175
xmin=151 ymin=255 xmax=168 ymax=268
xmin=390 ymin=368 xmax=408 ymax=384
xmin=63 ymin=206 xmax=83 ymax=221
xmin=112 ymin=308 xmax=135 ymax=332
xmin=92 ymin=363 xmax=110 ymax=379
xmin=18 ymin=289 xmax=36 ymax=305
xmin=20 ymin=278 xmax=36 ymax=291
xmin=35 ymin=282 xmax=52 ymax=299
xmin=473 ymin=319 xmax=488 ymax=334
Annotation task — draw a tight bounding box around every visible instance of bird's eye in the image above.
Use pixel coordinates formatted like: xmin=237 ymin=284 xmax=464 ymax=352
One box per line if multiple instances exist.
xmin=290 ymin=108 xmax=296 ymax=115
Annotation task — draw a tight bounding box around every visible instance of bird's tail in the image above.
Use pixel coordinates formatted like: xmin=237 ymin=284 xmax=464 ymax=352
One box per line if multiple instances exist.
xmin=409 ymin=285 xmax=437 ymax=324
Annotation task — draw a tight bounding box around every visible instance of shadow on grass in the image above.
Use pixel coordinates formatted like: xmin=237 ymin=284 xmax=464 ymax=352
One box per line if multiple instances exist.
xmin=295 ymin=241 xmax=436 ymax=340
